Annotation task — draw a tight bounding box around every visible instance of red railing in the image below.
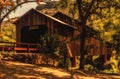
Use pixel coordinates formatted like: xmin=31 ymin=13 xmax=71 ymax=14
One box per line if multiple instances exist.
xmin=0 ymin=42 xmax=40 ymax=53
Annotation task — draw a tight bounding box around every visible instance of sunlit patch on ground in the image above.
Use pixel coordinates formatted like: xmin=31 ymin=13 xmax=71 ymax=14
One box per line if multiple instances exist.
xmin=73 ymin=75 xmax=100 ymax=79
xmin=6 ymin=61 xmax=35 ymax=67
xmin=14 ymin=74 xmax=46 ymax=79
xmin=34 ymin=67 xmax=71 ymax=77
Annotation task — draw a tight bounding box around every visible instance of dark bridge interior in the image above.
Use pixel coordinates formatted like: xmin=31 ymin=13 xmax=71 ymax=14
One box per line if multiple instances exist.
xmin=21 ymin=25 xmax=48 ymax=43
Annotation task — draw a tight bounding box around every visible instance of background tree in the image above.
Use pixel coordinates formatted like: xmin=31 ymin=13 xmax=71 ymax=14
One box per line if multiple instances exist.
xmin=76 ymin=0 xmax=120 ymax=70
xmin=55 ymin=0 xmax=78 ymax=19
xmin=112 ymin=27 xmax=120 ymax=52
xmin=56 ymin=0 xmax=120 ymax=70
xmin=0 ymin=21 xmax=16 ymax=42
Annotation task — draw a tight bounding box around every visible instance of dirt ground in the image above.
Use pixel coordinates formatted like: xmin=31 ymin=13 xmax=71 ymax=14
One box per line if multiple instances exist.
xmin=0 ymin=61 xmax=120 ymax=79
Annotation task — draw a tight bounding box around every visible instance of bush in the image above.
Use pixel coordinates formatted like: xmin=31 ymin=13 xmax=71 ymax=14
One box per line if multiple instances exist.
xmin=39 ymin=33 xmax=61 ymax=55
xmin=84 ymin=64 xmax=99 ymax=73
xmin=58 ymin=58 xmax=71 ymax=69
xmin=92 ymin=55 xmax=105 ymax=70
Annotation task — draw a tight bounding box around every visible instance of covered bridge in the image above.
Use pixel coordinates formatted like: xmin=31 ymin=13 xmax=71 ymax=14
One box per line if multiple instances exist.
xmin=14 ymin=9 xmax=112 ymax=67
xmin=14 ymin=8 xmax=77 ymax=44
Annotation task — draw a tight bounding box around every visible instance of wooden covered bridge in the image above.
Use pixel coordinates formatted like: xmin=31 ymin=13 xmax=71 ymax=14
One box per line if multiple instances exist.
xmin=0 ymin=8 xmax=76 ymax=53
xmin=0 ymin=8 xmax=112 ymax=66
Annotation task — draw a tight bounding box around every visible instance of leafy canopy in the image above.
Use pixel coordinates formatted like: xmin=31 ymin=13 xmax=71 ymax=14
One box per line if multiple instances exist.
xmin=56 ymin=0 xmax=120 ymax=42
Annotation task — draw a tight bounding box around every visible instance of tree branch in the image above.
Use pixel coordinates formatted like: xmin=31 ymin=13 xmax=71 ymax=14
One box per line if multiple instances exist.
xmin=76 ymin=0 xmax=84 ymax=21
xmin=84 ymin=0 xmax=96 ymax=22
xmin=0 ymin=1 xmax=38 ymax=25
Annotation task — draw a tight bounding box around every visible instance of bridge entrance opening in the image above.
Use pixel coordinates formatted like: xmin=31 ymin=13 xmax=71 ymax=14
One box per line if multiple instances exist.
xmin=21 ymin=25 xmax=48 ymax=44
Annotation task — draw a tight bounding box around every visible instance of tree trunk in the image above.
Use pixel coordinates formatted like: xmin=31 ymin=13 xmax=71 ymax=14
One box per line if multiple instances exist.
xmin=64 ymin=51 xmax=67 ymax=68
xmin=79 ymin=27 xmax=86 ymax=70
xmin=76 ymin=0 xmax=88 ymax=70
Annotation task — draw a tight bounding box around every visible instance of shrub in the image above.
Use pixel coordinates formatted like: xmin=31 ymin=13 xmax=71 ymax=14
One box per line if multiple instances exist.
xmin=58 ymin=58 xmax=71 ymax=69
xmin=39 ymin=33 xmax=61 ymax=55
xmin=92 ymin=55 xmax=105 ymax=70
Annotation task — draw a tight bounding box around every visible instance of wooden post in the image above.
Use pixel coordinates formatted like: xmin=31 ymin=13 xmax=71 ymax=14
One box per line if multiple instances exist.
xmin=27 ymin=44 xmax=30 ymax=52
xmin=14 ymin=43 xmax=16 ymax=53
xmin=71 ymin=57 xmax=76 ymax=67
xmin=64 ymin=51 xmax=67 ymax=69
xmin=2 ymin=46 xmax=4 ymax=52
xmin=104 ymin=53 xmax=107 ymax=63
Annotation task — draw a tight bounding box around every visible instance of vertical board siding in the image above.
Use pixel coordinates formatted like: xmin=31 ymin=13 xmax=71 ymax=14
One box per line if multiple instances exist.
xmin=14 ymin=9 xmax=75 ymax=44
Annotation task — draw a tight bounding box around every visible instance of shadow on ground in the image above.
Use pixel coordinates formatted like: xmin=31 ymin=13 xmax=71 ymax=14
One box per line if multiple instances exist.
xmin=0 ymin=61 xmax=70 ymax=79
xmin=0 ymin=61 xmax=120 ymax=79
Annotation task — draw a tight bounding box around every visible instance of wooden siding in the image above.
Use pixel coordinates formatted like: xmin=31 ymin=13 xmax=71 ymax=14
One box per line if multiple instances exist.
xmin=67 ymin=37 xmax=112 ymax=57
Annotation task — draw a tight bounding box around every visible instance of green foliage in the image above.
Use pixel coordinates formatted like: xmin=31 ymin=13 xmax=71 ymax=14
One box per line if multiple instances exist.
xmin=68 ymin=2 xmax=78 ymax=18
xmin=55 ymin=0 xmax=71 ymax=10
xmin=55 ymin=0 xmax=78 ymax=19
xmin=101 ymin=51 xmax=120 ymax=74
xmin=109 ymin=51 xmax=119 ymax=73
xmin=39 ymin=33 xmax=61 ymax=55
xmin=1 ymin=22 xmax=16 ymax=42
xmin=92 ymin=55 xmax=105 ymax=70
xmin=58 ymin=58 xmax=71 ymax=69
xmin=112 ymin=27 xmax=120 ymax=52
xmin=84 ymin=64 xmax=99 ymax=73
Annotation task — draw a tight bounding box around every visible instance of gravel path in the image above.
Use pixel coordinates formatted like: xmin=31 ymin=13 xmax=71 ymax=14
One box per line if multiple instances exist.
xmin=0 ymin=61 xmax=120 ymax=79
